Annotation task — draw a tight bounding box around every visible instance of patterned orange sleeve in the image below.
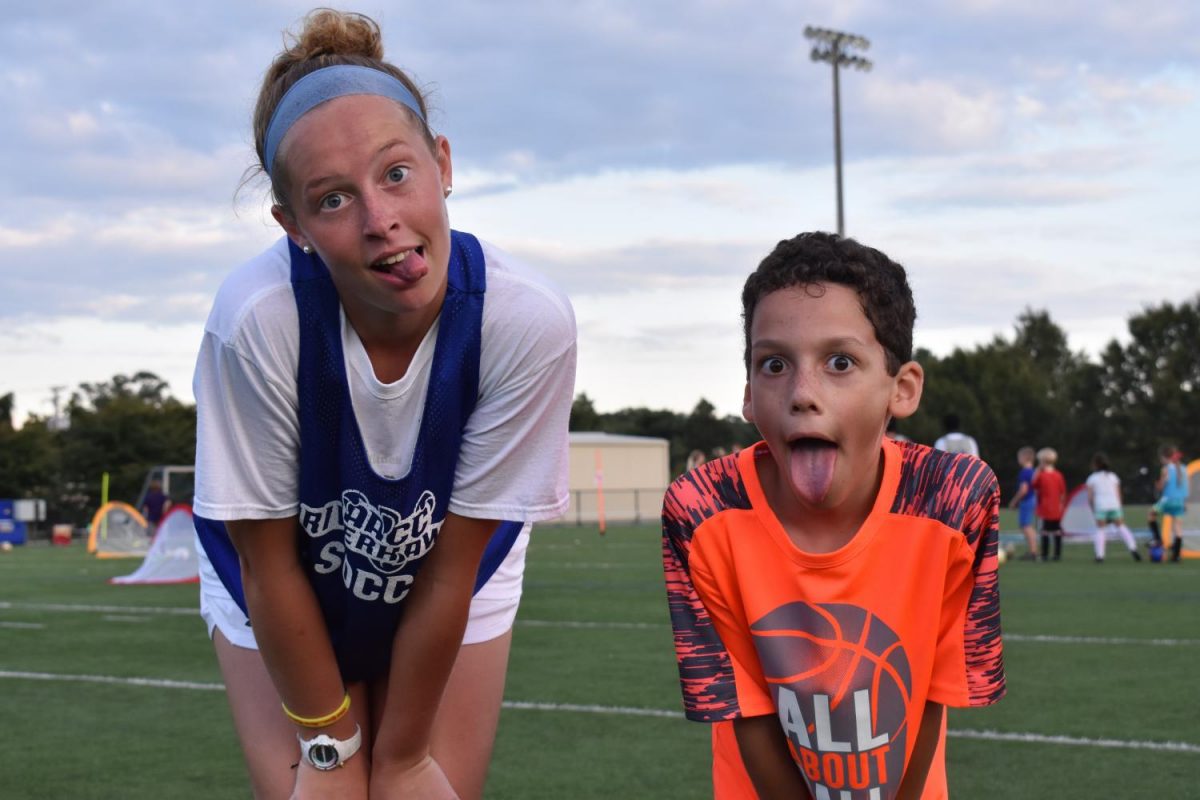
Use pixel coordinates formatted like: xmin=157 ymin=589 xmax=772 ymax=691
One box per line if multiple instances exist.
xmin=960 ymin=468 xmax=1006 ymax=706
xmin=661 ymin=460 xmax=750 ymax=722
xmin=892 ymin=444 xmax=1006 ymax=707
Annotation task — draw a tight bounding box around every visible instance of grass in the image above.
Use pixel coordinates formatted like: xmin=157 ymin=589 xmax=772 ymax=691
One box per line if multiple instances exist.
xmin=1 ymin=520 xmax=1197 ymax=798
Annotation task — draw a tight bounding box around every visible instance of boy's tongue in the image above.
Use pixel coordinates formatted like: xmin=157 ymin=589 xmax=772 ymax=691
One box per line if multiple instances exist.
xmin=788 ymin=439 xmax=838 ymax=504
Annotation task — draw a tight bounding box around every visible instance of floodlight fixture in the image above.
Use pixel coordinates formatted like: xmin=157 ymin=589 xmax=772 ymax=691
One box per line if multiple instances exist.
xmin=804 ymin=26 xmax=873 ymax=236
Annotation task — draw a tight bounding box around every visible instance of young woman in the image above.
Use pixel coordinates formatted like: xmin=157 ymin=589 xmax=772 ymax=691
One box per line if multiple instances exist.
xmin=1084 ymin=453 xmax=1141 ymax=562
xmin=192 ymin=10 xmax=575 ymax=799
xmin=1147 ymin=444 xmax=1189 ymax=562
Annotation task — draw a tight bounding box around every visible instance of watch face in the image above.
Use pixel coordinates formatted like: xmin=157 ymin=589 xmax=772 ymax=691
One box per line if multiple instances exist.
xmin=309 ymin=743 xmax=340 ymax=770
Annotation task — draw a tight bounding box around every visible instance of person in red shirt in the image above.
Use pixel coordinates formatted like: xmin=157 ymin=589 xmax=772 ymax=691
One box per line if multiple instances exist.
xmin=663 ymin=232 xmax=1005 ymax=799
xmin=1030 ymin=447 xmax=1068 ymax=561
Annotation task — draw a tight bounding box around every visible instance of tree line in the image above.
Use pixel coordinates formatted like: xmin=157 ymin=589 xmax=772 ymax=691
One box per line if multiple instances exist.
xmin=1 ymin=299 xmax=1196 ymax=525
xmin=0 ymin=372 xmax=195 ymax=526
xmin=572 ymin=300 xmax=1199 ymax=502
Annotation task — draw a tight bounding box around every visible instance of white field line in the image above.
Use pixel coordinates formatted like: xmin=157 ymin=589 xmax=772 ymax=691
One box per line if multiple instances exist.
xmin=0 ymin=670 xmax=224 ymax=691
xmin=503 ymin=700 xmax=680 ymax=719
xmin=1004 ymin=633 xmax=1200 ymax=647
xmin=1 ymin=669 xmax=1196 ymax=754
xmin=3 ymin=603 xmax=1198 ymax=648
xmin=0 ymin=601 xmax=195 ymax=616
xmin=948 ymin=729 xmax=1200 ymax=754
xmin=0 ymin=621 xmax=44 ymax=630
xmin=519 ymin=619 xmax=667 ymax=630
xmin=531 ymin=562 xmax=637 ymax=569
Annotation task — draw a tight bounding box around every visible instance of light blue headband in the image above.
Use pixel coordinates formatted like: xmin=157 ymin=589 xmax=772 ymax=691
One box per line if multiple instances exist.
xmin=263 ymin=64 xmax=426 ymax=173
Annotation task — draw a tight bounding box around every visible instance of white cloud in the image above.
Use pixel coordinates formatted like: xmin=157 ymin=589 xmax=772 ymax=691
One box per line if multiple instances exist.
xmin=0 ymin=220 xmax=77 ymax=248
xmin=92 ymin=209 xmax=244 ymax=252
xmin=861 ymin=76 xmax=1007 ymax=151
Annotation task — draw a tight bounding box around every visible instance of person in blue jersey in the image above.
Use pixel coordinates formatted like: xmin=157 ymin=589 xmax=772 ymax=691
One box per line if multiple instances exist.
xmin=191 ymin=10 xmax=575 ymax=799
xmin=1147 ymin=444 xmax=1189 ymax=562
xmin=1007 ymin=446 xmax=1040 ymax=560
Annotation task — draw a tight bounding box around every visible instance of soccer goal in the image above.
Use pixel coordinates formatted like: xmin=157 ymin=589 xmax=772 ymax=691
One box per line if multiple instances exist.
xmin=110 ymin=505 xmax=199 ymax=584
xmin=87 ymin=501 xmax=150 ymax=559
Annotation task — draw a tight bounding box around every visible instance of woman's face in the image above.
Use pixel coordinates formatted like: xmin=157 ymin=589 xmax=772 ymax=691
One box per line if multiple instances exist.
xmin=272 ymin=93 xmax=453 ymax=336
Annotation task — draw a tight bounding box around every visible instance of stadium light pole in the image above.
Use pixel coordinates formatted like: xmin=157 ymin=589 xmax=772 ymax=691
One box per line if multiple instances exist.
xmin=804 ymin=26 xmax=872 ymax=237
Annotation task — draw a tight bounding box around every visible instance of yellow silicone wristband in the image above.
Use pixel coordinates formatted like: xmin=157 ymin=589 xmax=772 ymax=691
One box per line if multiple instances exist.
xmin=282 ymin=693 xmax=351 ymax=729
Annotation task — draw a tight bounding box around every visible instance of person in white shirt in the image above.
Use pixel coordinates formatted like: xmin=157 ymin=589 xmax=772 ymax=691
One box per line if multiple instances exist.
xmin=1085 ymin=453 xmax=1141 ymax=562
xmin=932 ymin=413 xmax=979 ymax=457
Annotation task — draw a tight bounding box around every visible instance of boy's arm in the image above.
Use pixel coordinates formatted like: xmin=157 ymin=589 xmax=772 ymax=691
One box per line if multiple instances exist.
xmin=896 ymin=701 xmax=944 ymax=800
xmin=1008 ymin=482 xmax=1028 ymax=508
xmin=733 ymin=715 xmax=812 ymax=800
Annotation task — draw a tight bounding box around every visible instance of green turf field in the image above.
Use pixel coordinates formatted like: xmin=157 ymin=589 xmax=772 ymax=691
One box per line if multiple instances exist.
xmin=1 ymin=521 xmax=1196 ymax=798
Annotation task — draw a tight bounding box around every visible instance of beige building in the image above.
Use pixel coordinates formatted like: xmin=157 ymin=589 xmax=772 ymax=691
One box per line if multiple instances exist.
xmin=557 ymin=432 xmax=670 ymax=525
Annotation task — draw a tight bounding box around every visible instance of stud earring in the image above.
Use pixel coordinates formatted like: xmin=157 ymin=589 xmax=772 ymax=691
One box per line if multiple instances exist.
xmin=443 ymin=185 xmax=453 ymax=198
xmin=302 ymin=244 xmax=314 ymax=254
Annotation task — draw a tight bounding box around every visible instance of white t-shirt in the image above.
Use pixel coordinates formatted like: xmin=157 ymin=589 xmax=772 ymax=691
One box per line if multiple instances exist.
xmin=192 ymin=236 xmax=576 ymax=525
xmin=1086 ymin=470 xmax=1121 ymax=512
xmin=933 ymin=431 xmax=979 ymax=457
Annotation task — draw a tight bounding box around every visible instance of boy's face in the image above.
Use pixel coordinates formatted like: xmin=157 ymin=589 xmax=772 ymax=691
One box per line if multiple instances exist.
xmin=743 ymin=283 xmax=922 ymax=515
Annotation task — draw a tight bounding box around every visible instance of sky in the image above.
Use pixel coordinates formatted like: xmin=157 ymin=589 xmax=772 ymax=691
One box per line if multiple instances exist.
xmin=2 ymin=0 xmax=1198 ymax=426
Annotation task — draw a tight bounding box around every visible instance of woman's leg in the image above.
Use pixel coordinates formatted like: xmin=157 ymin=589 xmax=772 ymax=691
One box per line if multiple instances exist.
xmin=429 ymin=524 xmax=529 ymax=799
xmin=1168 ymin=515 xmax=1184 ymax=561
xmin=213 ymin=630 xmax=299 ymax=800
xmin=430 ymin=630 xmax=514 ymax=800
xmin=1115 ymin=516 xmax=1139 ymax=556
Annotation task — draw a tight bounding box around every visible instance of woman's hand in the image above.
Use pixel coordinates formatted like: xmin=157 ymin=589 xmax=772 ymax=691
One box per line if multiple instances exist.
xmin=370 ymin=755 xmax=459 ymax=800
xmin=291 ymin=754 xmax=369 ymax=800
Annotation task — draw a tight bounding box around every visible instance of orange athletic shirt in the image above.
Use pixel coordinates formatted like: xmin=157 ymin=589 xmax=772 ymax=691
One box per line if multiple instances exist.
xmin=663 ymin=439 xmax=1005 ymax=799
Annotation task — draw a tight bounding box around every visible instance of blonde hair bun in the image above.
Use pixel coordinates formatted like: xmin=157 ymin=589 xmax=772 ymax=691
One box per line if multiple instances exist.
xmin=290 ymin=8 xmax=384 ymax=62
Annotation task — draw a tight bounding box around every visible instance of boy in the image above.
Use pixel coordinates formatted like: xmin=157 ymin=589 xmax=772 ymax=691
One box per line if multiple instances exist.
xmin=1030 ymin=448 xmax=1067 ymax=562
xmin=1007 ymin=447 xmax=1039 ymax=560
xmin=663 ymin=232 xmax=1005 ymax=799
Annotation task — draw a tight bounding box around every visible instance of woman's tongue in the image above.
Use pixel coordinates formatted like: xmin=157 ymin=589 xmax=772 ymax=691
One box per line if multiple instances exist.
xmin=379 ymin=251 xmax=427 ymax=282
xmin=788 ymin=439 xmax=838 ymax=504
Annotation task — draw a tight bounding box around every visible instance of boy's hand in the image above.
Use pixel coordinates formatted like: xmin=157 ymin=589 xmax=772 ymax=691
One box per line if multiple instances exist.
xmin=733 ymin=715 xmax=813 ymax=800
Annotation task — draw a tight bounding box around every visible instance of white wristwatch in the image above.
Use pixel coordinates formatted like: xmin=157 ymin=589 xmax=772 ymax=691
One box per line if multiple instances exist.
xmin=298 ymin=725 xmax=362 ymax=771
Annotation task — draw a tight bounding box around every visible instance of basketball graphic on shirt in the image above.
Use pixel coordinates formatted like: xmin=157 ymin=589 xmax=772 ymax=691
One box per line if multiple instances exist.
xmin=751 ymin=601 xmax=911 ymax=798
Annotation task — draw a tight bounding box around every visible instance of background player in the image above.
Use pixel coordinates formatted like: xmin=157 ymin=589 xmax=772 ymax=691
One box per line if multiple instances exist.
xmin=192 ymin=10 xmax=575 ymax=799
xmin=1147 ymin=444 xmax=1189 ymax=562
xmin=663 ymin=232 xmax=1005 ymax=799
xmin=1007 ymin=446 xmax=1039 ymax=561
xmin=1085 ymin=453 xmax=1141 ymax=562
xmin=1031 ymin=447 xmax=1067 ymax=562
xmin=933 ymin=413 xmax=979 ymax=457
